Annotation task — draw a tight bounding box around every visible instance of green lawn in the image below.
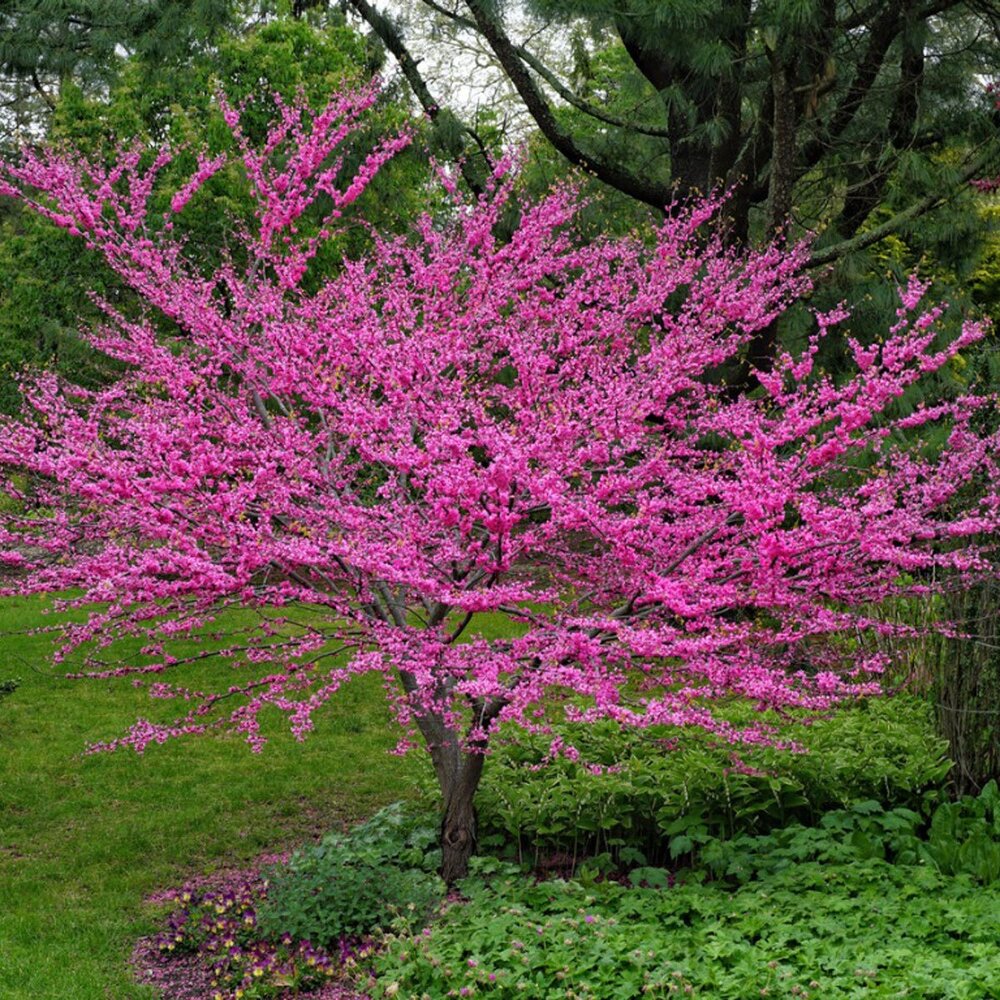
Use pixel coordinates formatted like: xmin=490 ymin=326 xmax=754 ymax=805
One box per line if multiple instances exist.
xmin=0 ymin=595 xmax=427 ymax=999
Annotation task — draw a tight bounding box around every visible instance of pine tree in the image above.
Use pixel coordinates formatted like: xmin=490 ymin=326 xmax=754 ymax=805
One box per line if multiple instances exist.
xmin=0 ymin=0 xmax=233 ymax=129
xmin=347 ymin=0 xmax=1000 ymax=264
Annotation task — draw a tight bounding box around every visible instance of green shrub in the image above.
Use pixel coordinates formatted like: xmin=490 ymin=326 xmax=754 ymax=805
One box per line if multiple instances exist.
xmin=701 ymin=781 xmax=1000 ymax=885
xmin=256 ymin=802 xmax=444 ymax=945
xmin=474 ymin=697 xmax=950 ymax=867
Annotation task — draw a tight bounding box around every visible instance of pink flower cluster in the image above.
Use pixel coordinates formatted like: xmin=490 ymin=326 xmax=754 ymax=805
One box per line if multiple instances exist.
xmin=1 ymin=86 xmax=998 ymax=764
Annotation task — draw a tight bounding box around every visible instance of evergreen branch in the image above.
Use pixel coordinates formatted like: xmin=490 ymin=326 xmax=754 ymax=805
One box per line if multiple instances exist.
xmin=416 ymin=0 xmax=674 ymax=139
xmin=807 ymin=141 xmax=1000 ymax=267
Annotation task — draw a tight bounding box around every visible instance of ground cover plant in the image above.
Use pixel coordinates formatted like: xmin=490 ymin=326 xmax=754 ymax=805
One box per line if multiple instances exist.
xmin=257 ymin=803 xmax=444 ymax=946
xmin=2 ymin=83 xmax=1000 ymax=888
xmin=373 ymin=853 xmax=1000 ymax=999
xmin=699 ymin=781 xmax=1000 ymax=884
xmin=135 ymin=783 xmax=1000 ymax=999
xmin=367 ymin=788 xmax=1000 ymax=999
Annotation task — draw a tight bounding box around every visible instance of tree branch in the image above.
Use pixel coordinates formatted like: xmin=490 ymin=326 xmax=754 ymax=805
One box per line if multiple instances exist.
xmin=462 ymin=0 xmax=671 ymax=210
xmin=416 ymin=0 xmax=674 ymax=139
xmin=346 ymin=0 xmax=487 ymax=195
xmin=799 ymin=1 xmax=904 ymax=173
xmin=808 ymin=141 xmax=1000 ymax=267
xmin=29 ymin=70 xmax=55 ymax=112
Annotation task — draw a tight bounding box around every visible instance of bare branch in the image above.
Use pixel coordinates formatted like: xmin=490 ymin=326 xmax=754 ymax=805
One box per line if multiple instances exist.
xmin=346 ymin=0 xmax=488 ymax=195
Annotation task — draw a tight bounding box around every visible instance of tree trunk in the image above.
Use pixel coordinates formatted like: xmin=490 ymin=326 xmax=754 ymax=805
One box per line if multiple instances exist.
xmin=438 ymin=749 xmax=485 ymax=883
xmin=765 ymin=54 xmax=796 ymax=238
xmin=402 ymin=671 xmax=501 ymax=883
xmin=409 ymin=699 xmax=490 ymax=884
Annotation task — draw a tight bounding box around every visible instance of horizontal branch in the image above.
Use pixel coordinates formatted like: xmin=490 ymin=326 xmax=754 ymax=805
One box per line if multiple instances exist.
xmin=808 ymin=140 xmax=1000 ymax=268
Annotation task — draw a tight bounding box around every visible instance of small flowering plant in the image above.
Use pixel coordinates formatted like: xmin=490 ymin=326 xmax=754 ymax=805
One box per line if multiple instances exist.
xmin=143 ymin=863 xmax=377 ymax=999
xmin=149 ymin=867 xmax=358 ymax=999
xmin=139 ymin=805 xmax=441 ymax=999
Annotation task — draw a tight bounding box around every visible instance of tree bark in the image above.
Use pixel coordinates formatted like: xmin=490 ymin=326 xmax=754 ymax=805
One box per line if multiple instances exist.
xmin=616 ymin=22 xmax=714 ymax=197
xmin=834 ymin=4 xmax=925 ymax=239
xmin=435 ymin=746 xmax=486 ymax=884
xmin=405 ymin=682 xmax=497 ymax=883
xmin=765 ymin=54 xmax=796 ymax=238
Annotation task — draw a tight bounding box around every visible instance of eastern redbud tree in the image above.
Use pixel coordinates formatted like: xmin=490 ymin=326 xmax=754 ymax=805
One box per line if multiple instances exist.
xmin=2 ymin=86 xmax=999 ymax=881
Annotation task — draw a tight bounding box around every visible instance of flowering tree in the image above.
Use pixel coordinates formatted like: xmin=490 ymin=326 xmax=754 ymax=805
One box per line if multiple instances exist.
xmin=2 ymin=86 xmax=999 ymax=881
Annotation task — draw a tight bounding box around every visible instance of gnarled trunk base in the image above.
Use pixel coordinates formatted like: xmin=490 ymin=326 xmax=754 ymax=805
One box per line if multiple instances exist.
xmin=435 ymin=747 xmax=485 ymax=884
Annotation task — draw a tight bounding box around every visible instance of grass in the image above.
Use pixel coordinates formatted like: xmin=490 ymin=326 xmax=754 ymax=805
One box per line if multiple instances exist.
xmin=0 ymin=594 xmax=428 ymax=999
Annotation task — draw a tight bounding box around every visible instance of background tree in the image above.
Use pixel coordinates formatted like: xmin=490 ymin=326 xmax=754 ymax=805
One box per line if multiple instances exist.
xmin=0 ymin=9 xmax=430 ymax=412
xmin=347 ymin=1 xmax=1000 ymax=263
xmin=3 ymin=90 xmax=1000 ymax=880
xmin=0 ymin=0 xmax=234 ymax=139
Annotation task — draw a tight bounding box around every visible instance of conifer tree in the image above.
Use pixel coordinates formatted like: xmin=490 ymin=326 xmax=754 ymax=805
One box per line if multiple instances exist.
xmin=348 ymin=0 xmax=1000 ymax=264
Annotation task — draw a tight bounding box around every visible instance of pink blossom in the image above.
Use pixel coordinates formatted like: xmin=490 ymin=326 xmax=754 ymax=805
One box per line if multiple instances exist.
xmin=0 ymin=88 xmax=998 ymax=829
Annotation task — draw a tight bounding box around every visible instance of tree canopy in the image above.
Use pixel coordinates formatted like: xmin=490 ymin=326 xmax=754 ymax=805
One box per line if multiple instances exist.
xmin=3 ymin=90 xmax=1000 ymax=879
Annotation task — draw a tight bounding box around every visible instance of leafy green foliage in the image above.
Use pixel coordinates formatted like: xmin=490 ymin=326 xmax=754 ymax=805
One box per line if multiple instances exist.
xmin=702 ymin=782 xmax=1000 ymax=885
xmin=371 ymin=783 xmax=1000 ymax=997
xmin=0 ymin=0 xmax=232 ymax=89
xmin=374 ymin=857 xmax=1000 ymax=999
xmin=475 ymin=698 xmax=950 ymax=867
xmin=0 ymin=208 xmax=123 ymax=411
xmin=0 ymin=13 xmax=431 ymax=412
xmin=970 ymin=203 xmax=1000 ymax=317
xmin=922 ymin=781 xmax=1000 ymax=882
xmin=257 ymin=803 xmax=444 ymax=945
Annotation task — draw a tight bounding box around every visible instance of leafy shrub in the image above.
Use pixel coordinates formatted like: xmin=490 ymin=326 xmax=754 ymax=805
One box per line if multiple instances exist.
xmin=256 ymin=802 xmax=445 ymax=945
xmin=149 ymin=804 xmax=444 ymax=997
xmin=701 ymin=781 xmax=1000 ymax=885
xmin=921 ymin=779 xmax=1000 ymax=882
xmin=474 ymin=697 xmax=950 ymax=868
xmin=374 ymin=857 xmax=1000 ymax=999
